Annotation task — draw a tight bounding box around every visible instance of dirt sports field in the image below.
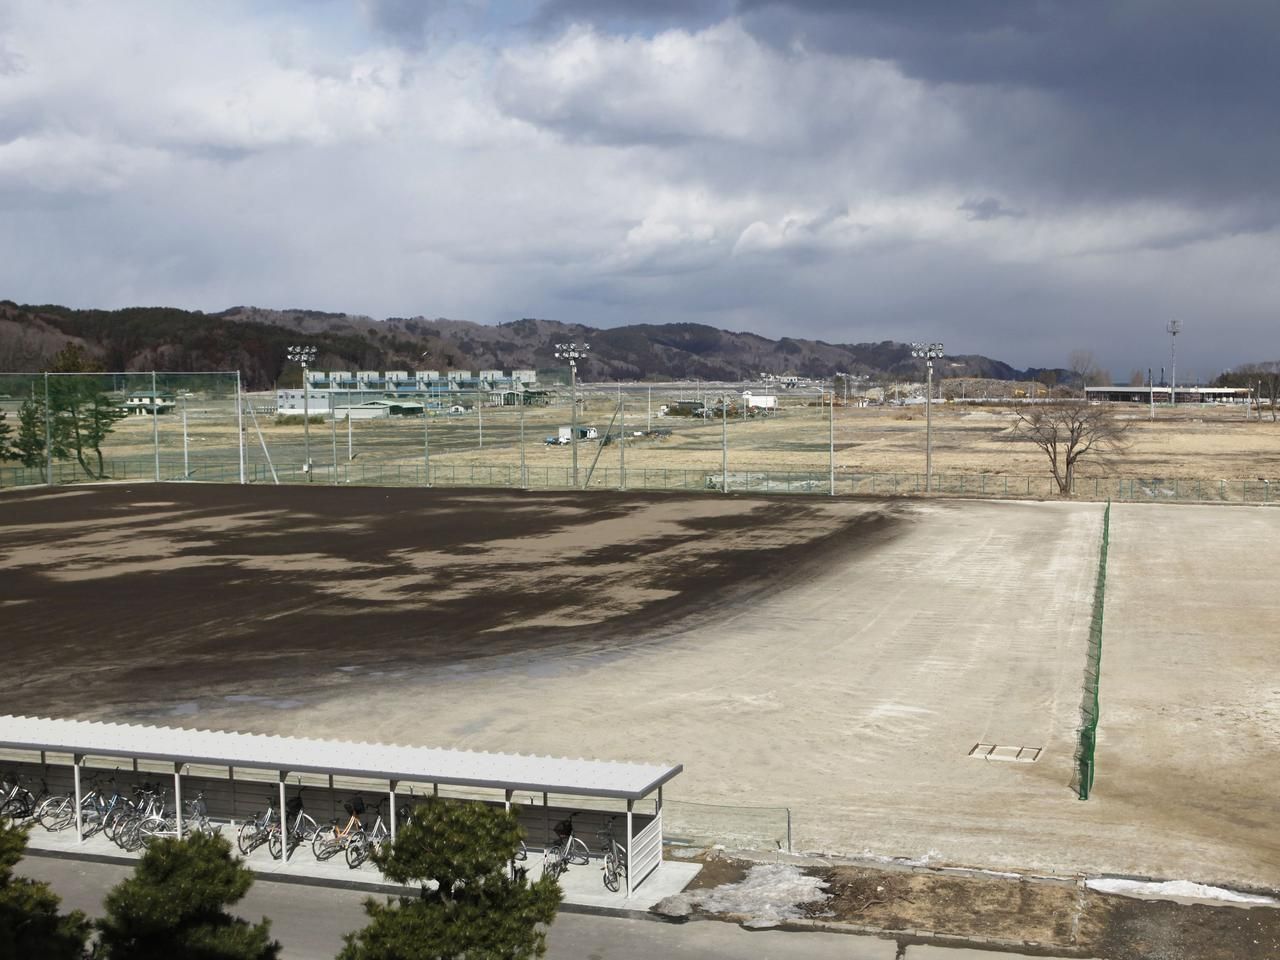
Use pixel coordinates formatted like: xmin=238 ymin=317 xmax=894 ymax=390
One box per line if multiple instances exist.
xmin=2 ymin=483 xmax=1278 ymax=893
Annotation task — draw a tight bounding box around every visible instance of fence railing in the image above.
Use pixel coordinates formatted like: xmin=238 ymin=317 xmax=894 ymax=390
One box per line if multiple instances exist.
xmin=662 ymin=798 xmax=792 ymax=853
xmin=2 ymin=458 xmax=1277 ymax=505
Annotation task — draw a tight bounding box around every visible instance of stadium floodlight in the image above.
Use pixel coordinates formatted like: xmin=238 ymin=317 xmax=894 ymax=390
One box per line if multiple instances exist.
xmin=553 ymin=342 xmax=591 ymax=487
xmin=287 ymin=345 xmax=319 ymax=481
xmin=909 ymin=342 xmax=945 ymax=493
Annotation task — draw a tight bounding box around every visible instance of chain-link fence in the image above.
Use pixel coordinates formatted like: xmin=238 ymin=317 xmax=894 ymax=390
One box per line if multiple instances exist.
xmin=1073 ymin=501 xmax=1110 ymax=800
xmin=2 ymin=372 xmax=1277 ymax=504
xmin=662 ymin=798 xmax=792 ymax=853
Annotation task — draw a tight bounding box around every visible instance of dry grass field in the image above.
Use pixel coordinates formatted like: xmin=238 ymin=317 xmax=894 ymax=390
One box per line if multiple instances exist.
xmin=65 ymin=395 xmax=1280 ymax=495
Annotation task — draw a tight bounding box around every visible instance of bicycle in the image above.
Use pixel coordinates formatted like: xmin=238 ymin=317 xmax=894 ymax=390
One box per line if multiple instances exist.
xmin=267 ymin=786 xmax=318 ymax=860
xmin=597 ymin=817 xmax=627 ymax=893
xmin=111 ymin=783 xmax=166 ymax=851
xmin=36 ymin=777 xmax=111 ymax=833
xmin=313 ymin=794 xmax=366 ymax=861
xmin=345 ymin=798 xmax=401 ymax=869
xmin=135 ymin=792 xmax=219 ymax=846
xmin=0 ymin=772 xmax=47 ymax=821
xmin=237 ymin=795 xmax=279 ymax=855
xmin=541 ymin=813 xmax=590 ymax=881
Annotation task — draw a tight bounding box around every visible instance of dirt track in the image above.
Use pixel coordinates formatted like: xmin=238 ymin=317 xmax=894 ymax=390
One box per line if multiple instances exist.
xmin=0 ymin=483 xmax=896 ymax=716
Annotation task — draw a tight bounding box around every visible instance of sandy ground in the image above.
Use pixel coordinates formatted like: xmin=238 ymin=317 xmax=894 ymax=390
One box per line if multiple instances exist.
xmin=3 ymin=485 xmax=1277 ymax=892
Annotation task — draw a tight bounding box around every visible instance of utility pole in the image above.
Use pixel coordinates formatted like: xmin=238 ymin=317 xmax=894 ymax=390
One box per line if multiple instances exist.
xmin=1167 ymin=320 xmax=1181 ymax=408
xmin=555 ymin=342 xmax=590 ymax=487
xmin=181 ymin=393 xmax=189 ymax=478
xmin=619 ymin=394 xmax=626 ymax=490
xmin=519 ymin=402 xmax=527 ymax=488
xmin=1149 ymin=368 xmax=1155 ymax=421
xmin=647 ymin=385 xmax=652 ymax=433
xmin=330 ymin=394 xmax=338 ymax=484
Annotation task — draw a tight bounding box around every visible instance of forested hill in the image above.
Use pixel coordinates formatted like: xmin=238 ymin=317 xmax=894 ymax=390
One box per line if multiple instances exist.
xmin=0 ymin=300 xmax=1063 ymax=390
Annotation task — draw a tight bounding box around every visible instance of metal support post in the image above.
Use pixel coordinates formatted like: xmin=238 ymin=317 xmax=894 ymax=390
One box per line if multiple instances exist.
xmin=174 ymin=763 xmax=184 ymax=840
xmin=477 ymin=386 xmax=483 ymax=449
xmin=519 ymin=405 xmax=527 ymax=488
xmin=331 ymin=401 xmax=338 ymax=484
xmin=278 ymin=774 xmax=288 ymax=864
xmin=73 ymin=755 xmax=83 ymax=843
xmin=303 ymin=376 xmax=311 ymax=481
xmin=721 ymin=396 xmax=728 ymax=494
xmin=829 ymin=385 xmax=835 ymax=496
xmin=236 ymin=371 xmax=246 ymax=484
xmin=181 ymin=395 xmax=189 ymax=478
xmin=389 ymin=781 xmax=398 ymax=842
xmin=619 ymin=396 xmax=626 ymax=490
xmin=152 ymin=371 xmax=160 ymax=482
xmin=925 ymin=362 xmax=932 ymax=491
xmin=625 ymin=799 xmax=634 ymax=899
xmin=43 ymin=372 xmax=52 ymax=486
xmin=647 ymin=385 xmax=652 ymax=433
xmin=571 ymin=364 xmax=579 ymax=486
xmin=423 ymin=406 xmax=430 ymax=486
xmin=347 ymin=399 xmax=353 ymax=460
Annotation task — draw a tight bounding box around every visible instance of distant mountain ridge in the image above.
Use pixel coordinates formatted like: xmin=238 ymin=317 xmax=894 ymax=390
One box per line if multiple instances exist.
xmin=0 ymin=300 xmax=1066 ymax=390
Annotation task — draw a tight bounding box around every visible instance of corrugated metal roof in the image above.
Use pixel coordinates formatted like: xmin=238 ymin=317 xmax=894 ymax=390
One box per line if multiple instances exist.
xmin=0 ymin=715 xmax=681 ymax=801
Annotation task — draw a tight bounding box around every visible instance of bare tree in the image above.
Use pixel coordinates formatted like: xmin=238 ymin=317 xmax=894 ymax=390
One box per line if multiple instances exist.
xmin=1015 ymin=401 xmax=1130 ymax=495
xmin=1128 ymin=369 xmax=1146 ymax=387
xmin=1067 ymin=350 xmax=1103 ymax=395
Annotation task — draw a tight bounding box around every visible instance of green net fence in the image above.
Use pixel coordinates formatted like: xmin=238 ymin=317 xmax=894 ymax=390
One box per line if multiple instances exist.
xmin=1074 ymin=500 xmax=1110 ymax=800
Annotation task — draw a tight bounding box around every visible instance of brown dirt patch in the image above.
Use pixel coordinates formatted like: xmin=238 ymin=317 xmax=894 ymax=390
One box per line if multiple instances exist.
xmin=0 ymin=483 xmax=900 ymax=718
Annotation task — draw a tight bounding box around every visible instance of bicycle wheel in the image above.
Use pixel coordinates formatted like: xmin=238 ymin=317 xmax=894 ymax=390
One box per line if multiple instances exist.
xmin=237 ymin=819 xmax=261 ymax=854
xmin=514 ymin=840 xmax=527 ymax=862
xmin=567 ymin=836 xmax=591 ymax=866
xmin=268 ymin=829 xmax=283 ymax=860
xmin=312 ymin=825 xmax=339 ymax=860
xmin=38 ymin=797 xmax=72 ymax=832
xmin=345 ymin=836 xmax=368 ymax=869
xmin=602 ymin=851 xmax=620 ymax=892
xmin=0 ymin=795 xmax=32 ymax=821
xmin=102 ymin=806 xmax=129 ymax=842
xmin=137 ymin=816 xmax=169 ymax=846
xmin=299 ymin=813 xmax=319 ymax=840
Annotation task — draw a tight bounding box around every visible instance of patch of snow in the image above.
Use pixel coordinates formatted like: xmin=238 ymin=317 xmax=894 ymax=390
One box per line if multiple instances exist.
xmin=1087 ymin=878 xmax=1278 ymax=906
xmin=653 ymin=864 xmax=828 ymax=921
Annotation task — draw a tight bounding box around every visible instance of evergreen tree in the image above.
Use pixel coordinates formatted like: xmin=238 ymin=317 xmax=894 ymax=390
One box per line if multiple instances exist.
xmin=0 ymin=817 xmax=91 ymax=960
xmin=97 ymin=831 xmax=280 ymax=960
xmin=43 ymin=345 xmax=126 ymax=479
xmin=0 ymin=410 xmax=11 ymax=461
xmin=339 ymin=798 xmax=560 ymax=960
xmin=14 ymin=392 xmax=47 ymax=469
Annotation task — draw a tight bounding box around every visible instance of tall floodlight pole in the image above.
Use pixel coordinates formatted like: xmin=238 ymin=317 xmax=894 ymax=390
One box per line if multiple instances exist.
xmin=519 ymin=402 xmax=527 ymax=488
xmin=287 ymin=345 xmax=317 ymax=481
xmin=1167 ymin=320 xmax=1181 ymax=407
xmin=330 ymin=394 xmax=338 ymax=485
xmin=1148 ymin=368 xmax=1155 ymax=421
xmin=477 ymin=380 xmax=483 ymax=449
xmin=647 ymin=385 xmax=652 ymax=433
xmin=181 ymin=394 xmax=189 ymax=478
xmin=554 ymin=342 xmax=590 ymax=487
xmin=910 ymin=342 xmax=945 ymax=493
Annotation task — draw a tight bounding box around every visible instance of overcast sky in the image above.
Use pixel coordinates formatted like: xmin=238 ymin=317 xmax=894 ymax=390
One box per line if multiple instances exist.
xmin=1 ymin=1 xmax=1277 ymax=377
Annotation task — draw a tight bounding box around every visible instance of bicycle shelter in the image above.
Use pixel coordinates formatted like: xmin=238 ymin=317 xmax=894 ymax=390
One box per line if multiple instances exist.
xmin=0 ymin=715 xmax=682 ymax=898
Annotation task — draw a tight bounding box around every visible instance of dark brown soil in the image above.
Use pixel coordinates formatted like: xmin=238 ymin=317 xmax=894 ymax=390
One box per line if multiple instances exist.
xmin=798 ymin=863 xmax=1280 ymax=960
xmin=0 ymin=483 xmax=898 ymax=718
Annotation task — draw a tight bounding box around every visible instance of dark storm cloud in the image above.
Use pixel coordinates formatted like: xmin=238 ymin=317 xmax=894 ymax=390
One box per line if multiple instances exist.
xmin=737 ymin=1 xmax=1280 ymax=206
xmin=532 ymin=0 xmax=731 ymax=33
xmin=528 ymin=0 xmax=1280 ymax=212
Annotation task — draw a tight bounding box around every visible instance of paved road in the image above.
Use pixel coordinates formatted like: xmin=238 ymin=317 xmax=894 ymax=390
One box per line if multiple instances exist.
xmin=16 ymin=854 xmax=898 ymax=959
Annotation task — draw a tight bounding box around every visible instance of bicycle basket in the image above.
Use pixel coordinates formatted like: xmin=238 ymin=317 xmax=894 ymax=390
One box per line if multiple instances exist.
xmin=554 ymin=818 xmax=573 ymax=838
xmin=286 ymin=796 xmax=303 ymax=816
xmin=343 ymin=796 xmax=365 ymax=816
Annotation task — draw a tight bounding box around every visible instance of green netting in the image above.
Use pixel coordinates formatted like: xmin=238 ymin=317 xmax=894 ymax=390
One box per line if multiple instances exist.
xmin=1074 ymin=500 xmax=1110 ymax=800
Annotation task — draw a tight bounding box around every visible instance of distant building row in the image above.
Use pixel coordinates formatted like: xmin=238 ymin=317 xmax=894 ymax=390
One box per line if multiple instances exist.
xmin=305 ymin=370 xmax=537 ymax=390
